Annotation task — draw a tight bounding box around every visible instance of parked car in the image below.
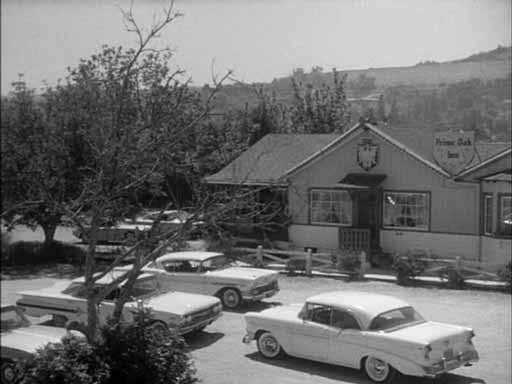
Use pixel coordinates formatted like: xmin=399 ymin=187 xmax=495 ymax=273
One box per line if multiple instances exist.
xmin=144 ymin=251 xmax=279 ymax=309
xmin=1 ymin=305 xmax=84 ymax=384
xmin=73 ymin=209 xmax=197 ymax=244
xmin=16 ymin=269 xmax=223 ymax=336
xmin=243 ymin=291 xmax=479 ymax=383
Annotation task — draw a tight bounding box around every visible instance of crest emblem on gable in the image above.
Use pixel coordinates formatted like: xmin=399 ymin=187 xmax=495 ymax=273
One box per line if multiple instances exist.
xmin=433 ymin=130 xmax=475 ymax=176
xmin=357 ymin=140 xmax=379 ymax=171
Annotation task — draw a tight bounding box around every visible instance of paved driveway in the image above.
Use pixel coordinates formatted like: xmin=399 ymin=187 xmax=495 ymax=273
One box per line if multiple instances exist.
xmin=2 ymin=275 xmax=510 ymax=384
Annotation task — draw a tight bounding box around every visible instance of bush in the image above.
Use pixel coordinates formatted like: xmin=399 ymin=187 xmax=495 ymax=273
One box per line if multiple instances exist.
xmin=21 ymin=335 xmax=110 ymax=384
xmin=21 ymin=310 xmax=197 ymax=384
xmin=335 ymin=249 xmax=361 ymax=272
xmin=498 ymin=261 xmax=512 ymax=293
xmin=98 ymin=310 xmax=197 ymax=384
xmin=3 ymin=241 xmax=85 ymax=266
xmin=392 ymin=250 xmax=429 ymax=285
xmin=1 ymin=231 xmax=11 ymax=263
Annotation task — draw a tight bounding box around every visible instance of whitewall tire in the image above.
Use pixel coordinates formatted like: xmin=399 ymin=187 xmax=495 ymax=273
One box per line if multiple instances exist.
xmin=363 ymin=356 xmax=396 ymax=383
xmin=257 ymin=332 xmax=283 ymax=359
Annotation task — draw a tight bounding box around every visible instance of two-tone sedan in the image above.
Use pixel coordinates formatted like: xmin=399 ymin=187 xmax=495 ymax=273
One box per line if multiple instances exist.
xmin=1 ymin=305 xmax=84 ymax=384
xmin=16 ymin=269 xmax=223 ymax=336
xmin=145 ymin=251 xmax=279 ymax=309
xmin=243 ymin=291 xmax=479 ymax=383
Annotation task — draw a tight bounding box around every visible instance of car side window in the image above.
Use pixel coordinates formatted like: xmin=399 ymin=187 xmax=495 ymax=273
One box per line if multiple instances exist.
xmin=331 ymin=308 xmax=361 ymax=330
xmin=305 ymin=303 xmax=331 ymax=325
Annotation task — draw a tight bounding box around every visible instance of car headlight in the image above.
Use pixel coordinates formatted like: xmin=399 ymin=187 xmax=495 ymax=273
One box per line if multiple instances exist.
xmin=214 ymin=303 xmax=222 ymax=313
xmin=184 ymin=315 xmax=192 ymax=324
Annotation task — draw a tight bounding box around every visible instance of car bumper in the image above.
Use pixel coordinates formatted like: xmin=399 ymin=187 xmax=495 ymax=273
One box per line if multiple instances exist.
xmin=243 ymin=287 xmax=280 ymax=302
xmin=422 ymin=350 xmax=479 ymax=377
xmin=176 ymin=312 xmax=222 ymax=335
xmin=242 ymin=331 xmax=255 ymax=344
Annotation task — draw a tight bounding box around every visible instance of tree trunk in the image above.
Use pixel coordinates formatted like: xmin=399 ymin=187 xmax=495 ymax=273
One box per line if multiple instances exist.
xmin=85 ymin=219 xmax=99 ymax=342
xmin=41 ymin=216 xmax=59 ymax=245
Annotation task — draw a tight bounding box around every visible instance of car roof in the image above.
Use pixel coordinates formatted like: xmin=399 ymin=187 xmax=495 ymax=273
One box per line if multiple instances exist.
xmin=307 ymin=291 xmax=411 ymax=328
xmin=157 ymin=251 xmax=224 ymax=262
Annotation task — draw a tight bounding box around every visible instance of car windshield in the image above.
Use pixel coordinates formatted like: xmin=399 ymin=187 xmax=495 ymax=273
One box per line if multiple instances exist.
xmin=63 ymin=276 xmax=159 ymax=300
xmin=201 ymin=255 xmax=231 ymax=272
xmin=369 ymin=306 xmax=425 ymax=331
xmin=1 ymin=307 xmax=28 ymax=332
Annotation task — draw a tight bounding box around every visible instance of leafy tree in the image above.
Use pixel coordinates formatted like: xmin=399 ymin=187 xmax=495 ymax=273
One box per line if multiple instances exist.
xmin=289 ymin=69 xmax=351 ymax=133
xmin=1 ymin=78 xmax=76 ymax=244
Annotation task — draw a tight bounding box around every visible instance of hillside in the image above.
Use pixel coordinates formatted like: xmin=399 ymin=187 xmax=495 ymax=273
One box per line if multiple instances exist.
xmin=205 ymin=46 xmax=511 ymax=112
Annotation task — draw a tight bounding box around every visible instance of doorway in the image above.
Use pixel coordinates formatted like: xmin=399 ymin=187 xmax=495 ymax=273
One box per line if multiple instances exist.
xmin=355 ymin=189 xmax=380 ymax=249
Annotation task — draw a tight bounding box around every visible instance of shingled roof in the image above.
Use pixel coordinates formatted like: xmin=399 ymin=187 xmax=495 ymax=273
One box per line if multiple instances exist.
xmin=203 ymin=134 xmax=339 ymax=185
xmin=203 ymin=123 xmax=510 ymax=185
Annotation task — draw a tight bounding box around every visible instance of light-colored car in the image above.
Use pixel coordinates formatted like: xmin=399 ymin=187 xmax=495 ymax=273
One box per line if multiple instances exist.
xmin=16 ymin=269 xmax=223 ymax=336
xmin=1 ymin=305 xmax=83 ymax=384
xmin=73 ymin=209 xmax=196 ymax=244
xmin=145 ymin=251 xmax=279 ymax=309
xmin=243 ymin=291 xmax=479 ymax=383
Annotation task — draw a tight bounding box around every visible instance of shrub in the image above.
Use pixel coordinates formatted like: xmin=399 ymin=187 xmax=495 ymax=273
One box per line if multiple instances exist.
xmin=98 ymin=310 xmax=197 ymax=384
xmin=1 ymin=231 xmax=11 ymax=263
xmin=21 ymin=335 xmax=110 ymax=384
xmin=335 ymin=249 xmax=361 ymax=272
xmin=4 ymin=241 xmax=85 ymax=266
xmin=392 ymin=250 xmax=429 ymax=285
xmin=498 ymin=261 xmax=512 ymax=293
xmin=20 ymin=310 xmax=197 ymax=384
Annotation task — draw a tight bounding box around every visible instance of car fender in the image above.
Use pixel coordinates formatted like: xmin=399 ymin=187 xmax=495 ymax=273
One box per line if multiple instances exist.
xmin=361 ymin=350 xmax=426 ymax=377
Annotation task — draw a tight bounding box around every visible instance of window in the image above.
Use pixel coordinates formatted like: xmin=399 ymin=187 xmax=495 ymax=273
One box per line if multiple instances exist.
xmin=383 ymin=192 xmax=429 ymax=230
xmin=304 ymin=303 xmax=331 ymax=325
xmin=310 ymin=189 xmax=352 ymax=225
xmin=498 ymin=195 xmax=512 ymax=237
xmin=483 ymin=194 xmax=493 ymax=235
xmin=369 ymin=306 xmax=425 ymax=331
xmin=331 ymin=309 xmax=360 ymax=330
xmin=162 ymin=260 xmax=200 ymax=273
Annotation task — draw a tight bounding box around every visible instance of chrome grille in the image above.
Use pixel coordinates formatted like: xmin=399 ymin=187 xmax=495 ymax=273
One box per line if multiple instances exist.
xmin=190 ymin=307 xmax=216 ymax=323
xmin=252 ymin=281 xmax=278 ymax=295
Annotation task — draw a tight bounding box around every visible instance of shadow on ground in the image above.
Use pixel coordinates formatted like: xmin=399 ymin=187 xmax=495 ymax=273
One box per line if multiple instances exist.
xmin=185 ymin=331 xmax=225 ymax=351
xmin=1 ymin=263 xmax=84 ymax=280
xmin=245 ymin=352 xmax=486 ymax=384
xmin=223 ymin=300 xmax=282 ymax=314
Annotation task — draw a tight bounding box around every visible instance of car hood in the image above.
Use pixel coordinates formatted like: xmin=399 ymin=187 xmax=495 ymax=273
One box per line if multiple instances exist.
xmin=385 ymin=321 xmax=469 ymax=344
xmin=128 ymin=291 xmax=219 ymax=316
xmin=1 ymin=325 xmax=69 ymax=354
xmin=206 ymin=267 xmax=277 ymax=282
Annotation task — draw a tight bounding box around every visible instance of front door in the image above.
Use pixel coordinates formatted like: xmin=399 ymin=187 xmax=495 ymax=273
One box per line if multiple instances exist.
xmin=356 ymin=190 xmax=380 ymax=248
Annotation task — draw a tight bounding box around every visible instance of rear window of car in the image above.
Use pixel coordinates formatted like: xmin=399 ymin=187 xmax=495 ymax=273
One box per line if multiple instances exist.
xmin=369 ymin=306 xmax=425 ymax=331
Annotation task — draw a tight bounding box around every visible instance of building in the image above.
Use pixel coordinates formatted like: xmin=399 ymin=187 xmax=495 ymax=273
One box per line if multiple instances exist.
xmin=204 ymin=122 xmax=511 ymax=266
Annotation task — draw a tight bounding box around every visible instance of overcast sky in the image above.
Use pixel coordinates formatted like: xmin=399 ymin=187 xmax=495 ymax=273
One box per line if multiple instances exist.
xmin=1 ymin=0 xmax=511 ymax=94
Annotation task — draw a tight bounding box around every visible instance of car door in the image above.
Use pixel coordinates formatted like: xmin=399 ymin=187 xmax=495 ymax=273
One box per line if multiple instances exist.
xmin=158 ymin=260 xmax=206 ymax=294
xmin=326 ymin=308 xmax=367 ymax=368
xmin=291 ymin=303 xmax=331 ymax=361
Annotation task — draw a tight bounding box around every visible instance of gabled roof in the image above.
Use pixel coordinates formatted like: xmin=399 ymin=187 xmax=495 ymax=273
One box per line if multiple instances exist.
xmin=457 ymin=147 xmax=512 ymax=179
xmin=203 ymin=134 xmax=339 ymax=185
xmin=203 ymin=122 xmax=510 ymax=185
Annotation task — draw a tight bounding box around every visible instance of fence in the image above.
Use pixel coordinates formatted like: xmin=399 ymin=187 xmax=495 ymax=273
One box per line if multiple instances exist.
xmin=234 ymin=245 xmax=367 ymax=278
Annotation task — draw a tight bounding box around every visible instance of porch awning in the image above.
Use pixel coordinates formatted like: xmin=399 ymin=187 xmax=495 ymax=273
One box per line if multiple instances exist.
xmin=336 ymin=173 xmax=386 ymax=189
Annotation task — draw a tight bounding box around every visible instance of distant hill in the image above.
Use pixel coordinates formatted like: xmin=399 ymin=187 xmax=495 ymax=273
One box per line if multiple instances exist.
xmin=205 ymin=46 xmax=511 ymax=112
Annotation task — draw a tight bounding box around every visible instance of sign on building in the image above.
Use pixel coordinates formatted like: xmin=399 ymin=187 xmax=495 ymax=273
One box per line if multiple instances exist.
xmin=433 ymin=130 xmax=475 ymax=175
xmin=357 ymin=139 xmax=379 ymax=171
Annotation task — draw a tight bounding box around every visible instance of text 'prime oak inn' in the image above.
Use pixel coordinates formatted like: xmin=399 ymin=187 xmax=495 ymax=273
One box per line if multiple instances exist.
xmin=204 ymin=122 xmax=512 ymax=266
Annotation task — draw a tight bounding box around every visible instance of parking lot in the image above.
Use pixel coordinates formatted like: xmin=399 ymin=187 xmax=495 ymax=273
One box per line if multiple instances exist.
xmin=2 ymin=272 xmax=510 ymax=384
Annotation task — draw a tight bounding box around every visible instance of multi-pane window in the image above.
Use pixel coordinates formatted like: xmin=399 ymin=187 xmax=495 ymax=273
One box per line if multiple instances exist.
xmin=310 ymin=190 xmax=352 ymax=225
xmin=498 ymin=195 xmax=512 ymax=237
xmin=483 ymin=194 xmax=493 ymax=235
xmin=383 ymin=192 xmax=429 ymax=230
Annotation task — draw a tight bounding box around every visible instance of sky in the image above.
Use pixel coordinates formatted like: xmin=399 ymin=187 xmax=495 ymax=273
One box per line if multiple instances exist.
xmin=1 ymin=0 xmax=511 ymax=94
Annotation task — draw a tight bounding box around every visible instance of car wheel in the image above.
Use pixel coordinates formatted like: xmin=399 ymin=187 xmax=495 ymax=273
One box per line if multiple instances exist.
xmin=363 ymin=356 xmax=397 ymax=383
xmin=1 ymin=360 xmax=19 ymax=384
xmin=221 ymin=288 xmax=242 ymax=309
xmin=147 ymin=321 xmax=169 ymax=341
xmin=257 ymin=332 xmax=283 ymax=359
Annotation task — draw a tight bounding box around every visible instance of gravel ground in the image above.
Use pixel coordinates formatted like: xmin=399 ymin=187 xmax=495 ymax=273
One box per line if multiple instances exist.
xmin=2 ymin=273 xmax=510 ymax=384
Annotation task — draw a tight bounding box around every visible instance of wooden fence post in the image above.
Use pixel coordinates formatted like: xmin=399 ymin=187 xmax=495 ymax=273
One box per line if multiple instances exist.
xmin=256 ymin=245 xmax=263 ymax=266
xmin=360 ymin=251 xmax=367 ymax=279
xmin=455 ymin=256 xmax=461 ymax=275
xmin=306 ymin=249 xmax=312 ymax=277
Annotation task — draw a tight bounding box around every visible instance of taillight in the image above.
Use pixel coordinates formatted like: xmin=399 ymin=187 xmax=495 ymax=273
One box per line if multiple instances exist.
xmin=423 ymin=344 xmax=432 ymax=360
